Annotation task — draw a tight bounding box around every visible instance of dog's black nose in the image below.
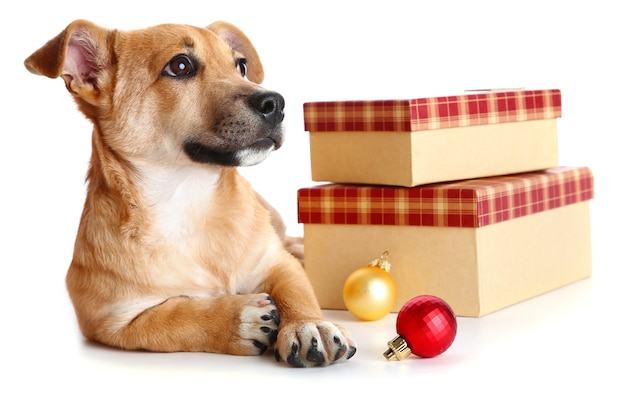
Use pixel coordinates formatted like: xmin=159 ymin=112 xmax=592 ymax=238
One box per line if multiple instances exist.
xmin=249 ymin=91 xmax=285 ymax=126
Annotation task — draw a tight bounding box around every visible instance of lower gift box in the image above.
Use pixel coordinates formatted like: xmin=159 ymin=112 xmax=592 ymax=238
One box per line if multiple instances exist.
xmin=297 ymin=166 xmax=594 ymax=317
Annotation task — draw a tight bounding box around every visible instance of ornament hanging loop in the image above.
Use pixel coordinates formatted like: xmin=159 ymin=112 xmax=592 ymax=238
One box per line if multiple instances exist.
xmin=368 ymin=251 xmax=391 ymax=272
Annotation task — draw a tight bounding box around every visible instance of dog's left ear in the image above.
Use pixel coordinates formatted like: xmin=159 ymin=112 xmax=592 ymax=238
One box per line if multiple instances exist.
xmin=207 ymin=21 xmax=264 ymax=84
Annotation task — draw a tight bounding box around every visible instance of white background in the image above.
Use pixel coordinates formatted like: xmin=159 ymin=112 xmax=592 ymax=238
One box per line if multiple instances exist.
xmin=2 ymin=1 xmax=624 ymax=392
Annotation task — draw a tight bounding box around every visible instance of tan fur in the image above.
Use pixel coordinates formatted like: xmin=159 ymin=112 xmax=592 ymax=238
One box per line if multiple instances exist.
xmin=25 ymin=19 xmax=355 ymax=367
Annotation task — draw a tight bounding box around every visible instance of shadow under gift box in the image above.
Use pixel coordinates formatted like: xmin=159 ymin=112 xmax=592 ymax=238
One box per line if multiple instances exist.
xmin=304 ymin=89 xmax=562 ymax=187
xmin=297 ymin=166 xmax=593 ymax=317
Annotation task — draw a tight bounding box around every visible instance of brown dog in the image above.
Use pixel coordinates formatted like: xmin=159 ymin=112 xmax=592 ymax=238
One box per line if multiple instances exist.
xmin=24 ymin=19 xmax=356 ymax=367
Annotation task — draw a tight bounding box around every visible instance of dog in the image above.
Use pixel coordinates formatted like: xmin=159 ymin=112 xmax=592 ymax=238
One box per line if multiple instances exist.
xmin=24 ymin=19 xmax=356 ymax=367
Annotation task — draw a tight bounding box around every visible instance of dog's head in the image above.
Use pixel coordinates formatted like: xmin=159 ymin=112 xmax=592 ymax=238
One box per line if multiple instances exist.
xmin=24 ymin=20 xmax=285 ymax=167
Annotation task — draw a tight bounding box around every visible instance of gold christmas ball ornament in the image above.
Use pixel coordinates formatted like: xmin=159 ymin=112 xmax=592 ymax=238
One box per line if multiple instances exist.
xmin=343 ymin=251 xmax=398 ymax=321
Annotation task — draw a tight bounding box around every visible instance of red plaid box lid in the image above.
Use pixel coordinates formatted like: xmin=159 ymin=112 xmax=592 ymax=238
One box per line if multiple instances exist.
xmin=297 ymin=167 xmax=593 ymax=228
xmin=303 ymin=89 xmax=561 ymax=132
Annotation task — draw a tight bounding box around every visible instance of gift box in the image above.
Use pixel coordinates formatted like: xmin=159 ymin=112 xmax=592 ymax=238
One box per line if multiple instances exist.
xmin=297 ymin=166 xmax=593 ymax=317
xmin=304 ymin=89 xmax=562 ymax=187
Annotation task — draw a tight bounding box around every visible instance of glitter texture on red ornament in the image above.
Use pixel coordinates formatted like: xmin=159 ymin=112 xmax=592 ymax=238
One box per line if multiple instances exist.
xmin=396 ymin=295 xmax=457 ymax=358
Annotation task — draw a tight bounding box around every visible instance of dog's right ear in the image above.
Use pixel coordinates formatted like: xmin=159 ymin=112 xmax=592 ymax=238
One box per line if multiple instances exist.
xmin=24 ymin=19 xmax=114 ymax=107
xmin=207 ymin=21 xmax=264 ymax=84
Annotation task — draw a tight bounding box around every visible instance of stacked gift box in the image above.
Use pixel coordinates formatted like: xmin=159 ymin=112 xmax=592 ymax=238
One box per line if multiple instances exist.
xmin=297 ymin=89 xmax=593 ymax=317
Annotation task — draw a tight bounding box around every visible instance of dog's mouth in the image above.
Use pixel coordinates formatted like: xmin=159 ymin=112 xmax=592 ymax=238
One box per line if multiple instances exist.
xmin=249 ymin=136 xmax=278 ymax=152
xmin=184 ymin=136 xmax=280 ymax=167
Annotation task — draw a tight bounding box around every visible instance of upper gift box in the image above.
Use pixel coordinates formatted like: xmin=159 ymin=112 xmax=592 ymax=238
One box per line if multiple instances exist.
xmin=303 ymin=89 xmax=563 ymax=187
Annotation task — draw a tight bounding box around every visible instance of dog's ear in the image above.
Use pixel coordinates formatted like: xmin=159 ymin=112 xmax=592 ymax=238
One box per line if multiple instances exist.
xmin=24 ymin=19 xmax=114 ymax=107
xmin=207 ymin=21 xmax=264 ymax=84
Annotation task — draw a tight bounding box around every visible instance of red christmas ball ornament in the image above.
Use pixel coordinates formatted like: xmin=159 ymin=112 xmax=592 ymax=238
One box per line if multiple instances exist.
xmin=383 ymin=295 xmax=457 ymax=360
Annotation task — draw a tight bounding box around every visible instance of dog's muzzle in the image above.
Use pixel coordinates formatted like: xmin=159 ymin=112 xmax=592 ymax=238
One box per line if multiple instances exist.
xmin=183 ymin=90 xmax=286 ymax=167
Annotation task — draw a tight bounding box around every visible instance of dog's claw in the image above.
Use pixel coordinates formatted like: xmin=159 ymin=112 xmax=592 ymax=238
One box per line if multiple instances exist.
xmin=346 ymin=346 xmax=357 ymax=360
xmin=253 ymin=340 xmax=268 ymax=354
xmin=261 ymin=326 xmax=278 ymax=345
xmin=332 ymin=336 xmax=348 ymax=361
xmin=286 ymin=342 xmax=306 ymax=368
xmin=306 ymin=337 xmax=325 ymax=366
xmin=261 ymin=308 xmax=280 ymax=325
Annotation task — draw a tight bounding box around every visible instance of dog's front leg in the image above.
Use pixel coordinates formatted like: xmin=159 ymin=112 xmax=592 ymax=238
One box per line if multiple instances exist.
xmin=111 ymin=293 xmax=280 ymax=356
xmin=264 ymin=261 xmax=357 ymax=367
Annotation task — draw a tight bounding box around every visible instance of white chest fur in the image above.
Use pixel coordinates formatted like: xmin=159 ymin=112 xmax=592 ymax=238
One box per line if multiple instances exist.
xmin=139 ymin=164 xmax=222 ymax=240
xmin=132 ymin=162 xmax=275 ymax=296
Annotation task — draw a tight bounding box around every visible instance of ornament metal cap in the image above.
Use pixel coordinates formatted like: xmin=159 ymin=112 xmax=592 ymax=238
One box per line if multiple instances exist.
xmin=383 ymin=335 xmax=412 ymax=361
xmin=369 ymin=251 xmax=391 ymax=272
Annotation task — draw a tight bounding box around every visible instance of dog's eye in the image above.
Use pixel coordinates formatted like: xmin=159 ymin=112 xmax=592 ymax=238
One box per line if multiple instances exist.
xmin=235 ymin=58 xmax=247 ymax=78
xmin=162 ymin=54 xmax=196 ymax=78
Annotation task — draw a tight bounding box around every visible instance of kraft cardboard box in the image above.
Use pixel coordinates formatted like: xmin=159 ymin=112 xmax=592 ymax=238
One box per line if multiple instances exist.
xmin=304 ymin=89 xmax=562 ymax=187
xmin=297 ymin=166 xmax=593 ymax=317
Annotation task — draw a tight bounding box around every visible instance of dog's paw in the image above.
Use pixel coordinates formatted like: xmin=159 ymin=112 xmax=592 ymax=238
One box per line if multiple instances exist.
xmin=237 ymin=294 xmax=280 ymax=355
xmin=274 ymin=320 xmax=357 ymax=367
